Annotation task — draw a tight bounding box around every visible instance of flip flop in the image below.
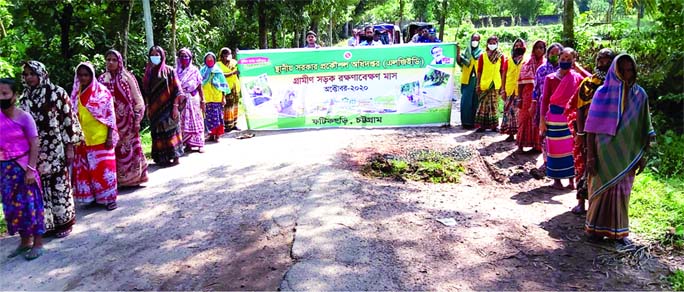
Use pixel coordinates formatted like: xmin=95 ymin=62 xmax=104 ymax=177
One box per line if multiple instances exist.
xmin=106 ymin=202 xmax=118 ymax=211
xmin=24 ymin=247 xmax=44 ymax=261
xmin=8 ymin=246 xmax=32 ymax=258
xmin=55 ymin=227 xmax=72 ymax=238
xmin=571 ymin=205 xmax=587 ymax=215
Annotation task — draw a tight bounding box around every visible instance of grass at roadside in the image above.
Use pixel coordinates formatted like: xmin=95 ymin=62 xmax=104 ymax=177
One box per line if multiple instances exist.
xmin=669 ymin=269 xmax=684 ymax=291
xmin=0 ymin=207 xmax=5 ymax=234
xmin=630 ymin=171 xmax=684 ymax=245
xmin=140 ymin=127 xmax=152 ymax=159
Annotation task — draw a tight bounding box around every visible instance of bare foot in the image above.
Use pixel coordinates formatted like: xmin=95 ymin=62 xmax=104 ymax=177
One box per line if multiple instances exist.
xmin=198 ymin=147 xmax=205 ymax=153
xmin=551 ymin=181 xmax=564 ymax=189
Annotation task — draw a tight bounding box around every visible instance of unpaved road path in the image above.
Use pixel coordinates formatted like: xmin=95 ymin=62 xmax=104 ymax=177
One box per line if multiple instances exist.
xmin=0 ymin=124 xmax=676 ymax=290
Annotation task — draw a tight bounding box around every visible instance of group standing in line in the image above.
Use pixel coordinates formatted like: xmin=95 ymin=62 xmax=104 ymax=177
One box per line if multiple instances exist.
xmin=0 ymin=45 xmax=242 ymax=260
xmin=457 ymin=35 xmax=654 ymax=247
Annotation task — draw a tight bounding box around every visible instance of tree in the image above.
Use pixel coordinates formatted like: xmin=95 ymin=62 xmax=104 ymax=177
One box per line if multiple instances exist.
xmin=562 ymin=0 xmax=575 ymax=47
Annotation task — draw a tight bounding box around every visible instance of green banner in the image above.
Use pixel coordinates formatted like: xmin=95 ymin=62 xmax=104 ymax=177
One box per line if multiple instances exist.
xmin=236 ymin=43 xmax=457 ymax=130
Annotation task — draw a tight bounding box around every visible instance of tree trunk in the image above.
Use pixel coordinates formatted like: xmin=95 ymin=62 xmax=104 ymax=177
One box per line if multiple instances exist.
xmin=562 ymin=0 xmax=575 ymax=48
xmin=123 ymin=0 xmax=134 ymax=64
xmin=399 ymin=0 xmax=405 ymax=26
xmin=637 ymin=4 xmax=643 ymax=30
xmin=271 ymin=27 xmax=278 ymax=49
xmin=292 ymin=30 xmax=300 ymax=48
xmin=329 ymin=10 xmax=333 ymax=46
xmin=59 ymin=3 xmax=73 ymax=58
xmin=439 ymin=0 xmax=447 ymax=41
xmin=310 ymin=18 xmax=319 ymax=35
xmin=170 ymin=0 xmax=177 ymax=62
xmin=607 ymin=0 xmax=614 ymax=23
xmin=258 ymin=2 xmax=268 ymax=49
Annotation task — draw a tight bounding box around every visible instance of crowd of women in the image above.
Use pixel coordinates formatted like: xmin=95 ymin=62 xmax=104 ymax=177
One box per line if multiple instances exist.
xmin=457 ymin=35 xmax=656 ymax=247
xmin=0 ymin=46 xmax=241 ymax=260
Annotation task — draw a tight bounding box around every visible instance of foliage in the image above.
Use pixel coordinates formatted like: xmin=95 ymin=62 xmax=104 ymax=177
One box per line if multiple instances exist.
xmin=364 ymin=149 xmax=468 ymax=183
xmin=669 ymin=269 xmax=684 ymax=291
xmin=0 ymin=205 xmax=5 ymax=234
xmin=648 ymin=131 xmax=684 ymax=178
xmin=630 ymin=171 xmax=684 ymax=243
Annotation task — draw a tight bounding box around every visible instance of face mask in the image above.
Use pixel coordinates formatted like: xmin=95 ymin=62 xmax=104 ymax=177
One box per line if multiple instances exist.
xmin=471 ymin=41 xmax=479 ymax=48
xmin=206 ymin=60 xmax=215 ymax=67
xmin=513 ymin=48 xmax=525 ymax=56
xmin=548 ymin=55 xmax=559 ymax=64
xmin=487 ymin=44 xmax=498 ymax=51
xmin=597 ymin=65 xmax=610 ymax=73
xmin=150 ymin=56 xmax=162 ymax=65
xmin=226 ymin=54 xmax=232 ymax=60
xmin=180 ymin=58 xmax=191 ymax=67
xmin=559 ymin=61 xmax=572 ymax=70
xmin=0 ymin=99 xmax=13 ymax=110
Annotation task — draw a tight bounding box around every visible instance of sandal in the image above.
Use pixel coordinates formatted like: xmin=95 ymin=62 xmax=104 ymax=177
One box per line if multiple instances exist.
xmin=24 ymin=247 xmax=44 ymax=261
xmin=106 ymin=202 xmax=118 ymax=211
xmin=571 ymin=205 xmax=586 ymax=215
xmin=55 ymin=227 xmax=72 ymax=238
xmin=8 ymin=246 xmax=32 ymax=258
xmin=504 ymin=135 xmax=515 ymax=142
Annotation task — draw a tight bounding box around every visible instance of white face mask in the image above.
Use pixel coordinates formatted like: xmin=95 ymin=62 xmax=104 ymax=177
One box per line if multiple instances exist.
xmin=150 ymin=56 xmax=162 ymax=65
xmin=488 ymin=44 xmax=498 ymax=51
xmin=471 ymin=40 xmax=479 ymax=48
xmin=226 ymin=54 xmax=232 ymax=60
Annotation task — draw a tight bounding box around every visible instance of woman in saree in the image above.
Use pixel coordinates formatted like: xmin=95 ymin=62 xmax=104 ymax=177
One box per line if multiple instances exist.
xmin=70 ymin=62 xmax=119 ymax=210
xmin=584 ymin=54 xmax=655 ymax=246
xmin=99 ymin=49 xmax=148 ymax=187
xmin=456 ymin=33 xmax=482 ymax=129
xmin=539 ymin=48 xmax=587 ymax=190
xmin=530 ymin=43 xmax=562 ymax=177
xmin=565 ymin=48 xmax=617 ymax=215
xmin=516 ymin=40 xmax=546 ymax=152
xmin=176 ymin=48 xmax=205 ymax=152
xmin=219 ymin=47 xmax=241 ymax=132
xmin=475 ymin=35 xmax=507 ymax=132
xmin=201 ymin=52 xmax=231 ymax=141
xmin=143 ymin=46 xmax=185 ymax=166
xmin=1 ymin=78 xmax=45 ymax=260
xmin=501 ymin=38 xmax=526 ymax=142
xmin=20 ymin=61 xmax=83 ymax=238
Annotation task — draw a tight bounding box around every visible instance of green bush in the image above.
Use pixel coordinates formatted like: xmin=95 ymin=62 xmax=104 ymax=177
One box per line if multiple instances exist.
xmin=649 ymin=131 xmax=684 ymax=178
xmin=670 ymin=269 xmax=684 ymax=291
xmin=630 ymin=172 xmax=684 ymax=242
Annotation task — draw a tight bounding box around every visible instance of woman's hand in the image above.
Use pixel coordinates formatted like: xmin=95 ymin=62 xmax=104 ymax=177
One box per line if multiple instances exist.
xmin=65 ymin=145 xmax=74 ymax=164
xmin=200 ymin=101 xmax=206 ymax=114
xmin=586 ymin=157 xmax=597 ymax=176
xmin=529 ymin=102 xmax=536 ymax=117
xmin=499 ymin=88 xmax=507 ymax=101
xmin=172 ymin=105 xmax=180 ymax=121
xmin=24 ymin=169 xmax=37 ymax=185
xmin=635 ymin=157 xmax=647 ymax=175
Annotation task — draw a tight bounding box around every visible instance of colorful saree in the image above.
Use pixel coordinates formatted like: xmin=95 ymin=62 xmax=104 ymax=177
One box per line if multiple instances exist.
xmin=201 ymin=52 xmax=231 ymax=137
xmin=176 ymin=48 xmax=205 ymax=148
xmin=516 ymin=40 xmax=546 ymax=150
xmin=20 ymin=61 xmax=83 ymax=234
xmin=458 ymin=43 xmax=483 ymax=127
xmin=501 ymin=39 xmax=525 ymax=135
xmin=584 ymin=54 xmax=655 ymax=239
xmin=541 ymin=70 xmax=584 ymax=179
xmin=143 ymin=47 xmax=184 ymax=164
xmin=71 ymin=62 xmax=119 ymax=204
xmin=0 ymin=111 xmax=45 ymax=237
xmin=99 ymin=49 xmax=149 ymax=187
xmin=219 ymin=48 xmax=241 ymax=131
xmin=475 ymin=48 xmax=506 ymax=130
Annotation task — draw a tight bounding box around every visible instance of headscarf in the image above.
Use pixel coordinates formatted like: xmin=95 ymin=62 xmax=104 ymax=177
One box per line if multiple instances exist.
xmin=21 ymin=61 xmax=55 ymax=101
xmin=510 ymin=38 xmax=526 ymax=65
xmin=99 ymin=49 xmax=141 ymax=104
xmin=518 ymin=40 xmax=546 ymax=83
xmin=175 ymin=48 xmax=202 ymax=94
xmin=585 ymin=54 xmax=644 ymax=136
xmin=143 ymin=46 xmax=170 ymax=92
xmin=460 ymin=33 xmax=483 ymax=66
xmin=70 ymin=62 xmax=119 ymax=145
xmin=200 ymin=52 xmax=230 ymax=94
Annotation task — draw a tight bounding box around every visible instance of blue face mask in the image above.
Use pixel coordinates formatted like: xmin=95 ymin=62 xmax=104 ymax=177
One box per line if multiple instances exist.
xmin=559 ymin=61 xmax=572 ymax=70
xmin=150 ymin=56 xmax=162 ymax=65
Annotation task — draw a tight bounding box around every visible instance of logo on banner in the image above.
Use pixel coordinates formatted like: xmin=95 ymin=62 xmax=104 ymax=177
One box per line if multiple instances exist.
xmin=343 ymin=51 xmax=352 ymax=60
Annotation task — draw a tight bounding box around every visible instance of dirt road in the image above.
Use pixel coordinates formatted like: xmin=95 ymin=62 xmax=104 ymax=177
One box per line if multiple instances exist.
xmin=0 ymin=125 xmax=675 ymax=290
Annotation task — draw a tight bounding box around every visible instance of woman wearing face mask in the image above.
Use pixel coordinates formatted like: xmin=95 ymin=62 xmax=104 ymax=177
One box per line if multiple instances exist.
xmin=584 ymin=54 xmax=655 ymax=246
xmin=98 ymin=49 xmax=149 ymax=187
xmin=475 ymin=35 xmax=507 ymax=132
xmin=539 ymin=48 xmax=585 ymax=190
xmin=201 ymin=52 xmax=231 ymax=142
xmin=456 ymin=33 xmax=483 ymax=129
xmin=142 ymin=46 xmax=185 ymax=167
xmin=176 ymin=48 xmax=205 ymax=152
xmin=19 ymin=61 xmax=83 ymax=239
xmin=70 ymin=62 xmax=119 ymax=210
xmin=516 ymin=40 xmax=546 ymax=153
xmin=218 ymin=47 xmax=241 ymax=132
xmin=501 ymin=38 xmax=526 ymax=142
xmin=0 ymin=78 xmax=46 ymax=260
xmin=565 ymin=48 xmax=616 ymax=215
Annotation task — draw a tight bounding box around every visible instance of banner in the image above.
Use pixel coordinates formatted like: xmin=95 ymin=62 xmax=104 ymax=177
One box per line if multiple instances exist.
xmin=236 ymin=43 xmax=457 ymax=130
